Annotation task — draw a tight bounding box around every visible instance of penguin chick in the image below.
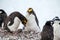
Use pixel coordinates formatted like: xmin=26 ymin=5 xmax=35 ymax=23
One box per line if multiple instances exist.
xmin=41 ymin=20 xmax=54 ymax=40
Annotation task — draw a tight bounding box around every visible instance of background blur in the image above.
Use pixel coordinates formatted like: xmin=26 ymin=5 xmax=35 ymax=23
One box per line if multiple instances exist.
xmin=0 ymin=0 xmax=60 ymax=31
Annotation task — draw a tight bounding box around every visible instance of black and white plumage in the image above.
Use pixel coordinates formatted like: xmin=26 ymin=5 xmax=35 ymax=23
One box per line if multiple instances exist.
xmin=0 ymin=9 xmax=7 ymax=27
xmin=3 ymin=11 xmax=27 ymax=33
xmin=52 ymin=16 xmax=59 ymax=21
xmin=27 ymin=8 xmax=39 ymax=26
xmin=25 ymin=8 xmax=40 ymax=33
xmin=41 ymin=20 xmax=54 ymax=40
xmin=52 ymin=16 xmax=60 ymax=40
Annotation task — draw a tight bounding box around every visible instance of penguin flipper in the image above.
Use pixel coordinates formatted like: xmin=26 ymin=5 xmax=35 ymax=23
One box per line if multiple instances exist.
xmin=35 ymin=17 xmax=39 ymax=26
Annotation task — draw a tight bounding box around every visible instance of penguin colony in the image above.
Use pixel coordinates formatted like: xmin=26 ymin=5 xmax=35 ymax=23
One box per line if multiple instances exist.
xmin=0 ymin=8 xmax=60 ymax=40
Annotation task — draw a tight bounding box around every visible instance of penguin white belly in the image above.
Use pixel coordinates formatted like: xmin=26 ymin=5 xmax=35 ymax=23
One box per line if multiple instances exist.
xmin=53 ymin=23 xmax=60 ymax=40
xmin=8 ymin=17 xmax=20 ymax=32
xmin=18 ymin=21 xmax=24 ymax=30
xmin=25 ymin=14 xmax=40 ymax=33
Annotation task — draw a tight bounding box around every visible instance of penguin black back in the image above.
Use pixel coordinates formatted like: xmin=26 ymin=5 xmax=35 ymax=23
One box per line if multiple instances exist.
xmin=27 ymin=8 xmax=39 ymax=26
xmin=0 ymin=9 xmax=7 ymax=27
xmin=41 ymin=20 xmax=54 ymax=40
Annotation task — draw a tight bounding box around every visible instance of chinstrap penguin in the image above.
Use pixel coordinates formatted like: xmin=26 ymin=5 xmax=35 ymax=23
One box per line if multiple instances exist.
xmin=52 ymin=16 xmax=60 ymax=40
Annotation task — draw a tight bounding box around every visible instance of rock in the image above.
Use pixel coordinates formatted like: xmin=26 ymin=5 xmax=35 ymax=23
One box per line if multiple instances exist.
xmin=0 ymin=29 xmax=41 ymax=40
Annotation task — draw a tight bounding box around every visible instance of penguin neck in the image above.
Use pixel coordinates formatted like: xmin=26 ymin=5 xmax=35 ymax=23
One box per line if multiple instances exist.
xmin=27 ymin=13 xmax=33 ymax=16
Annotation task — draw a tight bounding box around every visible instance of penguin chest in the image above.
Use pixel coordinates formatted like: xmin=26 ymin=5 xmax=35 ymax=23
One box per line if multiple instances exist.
xmin=26 ymin=14 xmax=40 ymax=32
xmin=53 ymin=23 xmax=60 ymax=38
xmin=8 ymin=17 xmax=20 ymax=32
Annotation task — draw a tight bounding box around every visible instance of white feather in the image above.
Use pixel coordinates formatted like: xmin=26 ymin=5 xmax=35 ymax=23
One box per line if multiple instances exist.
xmin=25 ymin=13 xmax=40 ymax=33
xmin=7 ymin=17 xmax=20 ymax=32
xmin=18 ymin=21 xmax=24 ymax=30
xmin=0 ymin=11 xmax=2 ymax=13
xmin=53 ymin=21 xmax=60 ymax=40
xmin=2 ymin=23 xmax=4 ymax=29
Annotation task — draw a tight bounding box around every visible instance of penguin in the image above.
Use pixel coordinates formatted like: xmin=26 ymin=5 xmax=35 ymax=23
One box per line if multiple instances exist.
xmin=27 ymin=8 xmax=39 ymax=26
xmin=3 ymin=11 xmax=27 ymax=33
xmin=25 ymin=8 xmax=40 ymax=33
xmin=41 ymin=20 xmax=54 ymax=40
xmin=52 ymin=16 xmax=60 ymax=40
xmin=0 ymin=9 xmax=7 ymax=27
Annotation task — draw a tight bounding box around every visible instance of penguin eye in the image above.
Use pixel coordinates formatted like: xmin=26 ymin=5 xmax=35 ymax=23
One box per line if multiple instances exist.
xmin=59 ymin=23 xmax=60 ymax=25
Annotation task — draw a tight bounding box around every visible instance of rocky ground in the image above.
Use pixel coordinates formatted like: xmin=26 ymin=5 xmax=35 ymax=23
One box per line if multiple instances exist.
xmin=0 ymin=28 xmax=41 ymax=40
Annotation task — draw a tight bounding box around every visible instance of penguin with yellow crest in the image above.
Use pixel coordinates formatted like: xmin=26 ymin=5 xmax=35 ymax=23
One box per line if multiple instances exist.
xmin=25 ymin=8 xmax=40 ymax=33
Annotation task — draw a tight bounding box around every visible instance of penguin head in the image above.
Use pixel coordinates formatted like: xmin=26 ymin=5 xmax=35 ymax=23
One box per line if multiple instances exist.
xmin=27 ymin=8 xmax=33 ymax=14
xmin=53 ymin=17 xmax=60 ymax=25
xmin=21 ymin=18 xmax=27 ymax=26
xmin=52 ymin=16 xmax=60 ymax=28
xmin=0 ymin=9 xmax=5 ymax=14
xmin=52 ymin=16 xmax=60 ymax=21
xmin=45 ymin=20 xmax=54 ymax=26
xmin=52 ymin=16 xmax=60 ymax=24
